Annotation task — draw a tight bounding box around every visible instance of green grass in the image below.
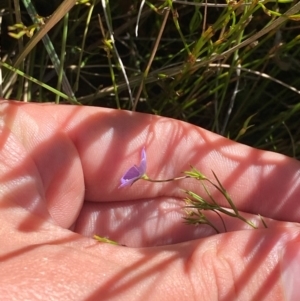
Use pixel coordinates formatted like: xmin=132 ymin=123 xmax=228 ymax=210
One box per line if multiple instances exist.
xmin=2 ymin=0 xmax=300 ymax=158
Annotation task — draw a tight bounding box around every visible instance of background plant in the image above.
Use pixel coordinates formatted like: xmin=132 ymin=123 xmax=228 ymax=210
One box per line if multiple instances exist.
xmin=1 ymin=0 xmax=300 ymax=155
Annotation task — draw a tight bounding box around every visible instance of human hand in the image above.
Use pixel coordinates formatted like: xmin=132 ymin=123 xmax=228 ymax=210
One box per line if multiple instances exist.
xmin=0 ymin=101 xmax=299 ymax=300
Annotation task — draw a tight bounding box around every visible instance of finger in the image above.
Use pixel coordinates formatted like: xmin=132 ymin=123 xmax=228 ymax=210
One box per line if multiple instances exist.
xmin=74 ymin=198 xmax=296 ymax=247
xmin=0 ymin=123 xmax=50 ymax=221
xmin=0 ymin=101 xmax=84 ymax=228
xmin=2 ymin=101 xmax=300 ymax=224
xmin=1 ymin=206 xmax=299 ymax=301
xmin=38 ymin=102 xmax=300 ymax=223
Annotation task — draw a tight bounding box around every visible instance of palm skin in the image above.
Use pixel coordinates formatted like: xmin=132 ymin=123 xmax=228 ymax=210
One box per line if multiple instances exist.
xmin=0 ymin=101 xmax=299 ymax=300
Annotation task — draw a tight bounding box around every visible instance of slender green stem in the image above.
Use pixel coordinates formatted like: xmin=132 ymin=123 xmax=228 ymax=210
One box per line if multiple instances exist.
xmin=74 ymin=0 xmax=95 ymax=93
xmin=144 ymin=175 xmax=190 ymax=183
xmin=56 ymin=12 xmax=69 ymax=104
xmin=0 ymin=60 xmax=80 ymax=104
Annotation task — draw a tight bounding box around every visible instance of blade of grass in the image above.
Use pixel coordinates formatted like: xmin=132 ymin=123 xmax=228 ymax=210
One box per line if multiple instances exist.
xmin=23 ymin=0 xmax=76 ymax=102
xmin=98 ymin=14 xmax=120 ymax=109
xmin=3 ymin=0 xmax=76 ymax=99
xmin=209 ymin=63 xmax=300 ymax=96
xmin=55 ymin=12 xmax=69 ymax=103
xmin=101 ymin=0 xmax=133 ymax=108
xmin=74 ymin=0 xmax=96 ymax=93
xmin=0 ymin=60 xmax=80 ymax=104
xmin=12 ymin=0 xmax=24 ymax=100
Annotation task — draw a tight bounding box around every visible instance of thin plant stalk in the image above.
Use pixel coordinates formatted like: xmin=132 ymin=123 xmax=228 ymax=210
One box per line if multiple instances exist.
xmin=56 ymin=12 xmax=69 ymax=104
xmin=133 ymin=6 xmax=170 ymax=111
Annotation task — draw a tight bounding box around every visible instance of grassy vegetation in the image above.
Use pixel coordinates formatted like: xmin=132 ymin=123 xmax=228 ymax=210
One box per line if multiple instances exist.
xmin=1 ymin=0 xmax=300 ymax=157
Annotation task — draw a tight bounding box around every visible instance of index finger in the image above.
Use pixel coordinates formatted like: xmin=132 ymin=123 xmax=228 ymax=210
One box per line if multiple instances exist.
xmin=2 ymin=101 xmax=300 ymax=224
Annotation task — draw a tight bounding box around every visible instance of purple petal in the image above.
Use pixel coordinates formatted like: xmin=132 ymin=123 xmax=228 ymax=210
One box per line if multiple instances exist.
xmin=119 ymin=165 xmax=141 ymax=188
xmin=119 ymin=147 xmax=148 ymax=188
xmin=122 ymin=165 xmax=141 ymax=181
xmin=140 ymin=147 xmax=147 ymax=174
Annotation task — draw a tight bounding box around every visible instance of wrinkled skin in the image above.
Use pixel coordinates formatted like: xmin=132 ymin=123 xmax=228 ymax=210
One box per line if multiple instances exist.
xmin=1 ymin=101 xmax=300 ymax=300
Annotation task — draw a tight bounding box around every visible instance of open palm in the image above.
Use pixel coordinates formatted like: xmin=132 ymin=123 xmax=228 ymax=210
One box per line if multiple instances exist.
xmin=0 ymin=101 xmax=299 ymax=300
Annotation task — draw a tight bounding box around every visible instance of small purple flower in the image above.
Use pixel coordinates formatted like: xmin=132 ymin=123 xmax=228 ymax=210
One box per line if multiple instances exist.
xmin=119 ymin=147 xmax=147 ymax=188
